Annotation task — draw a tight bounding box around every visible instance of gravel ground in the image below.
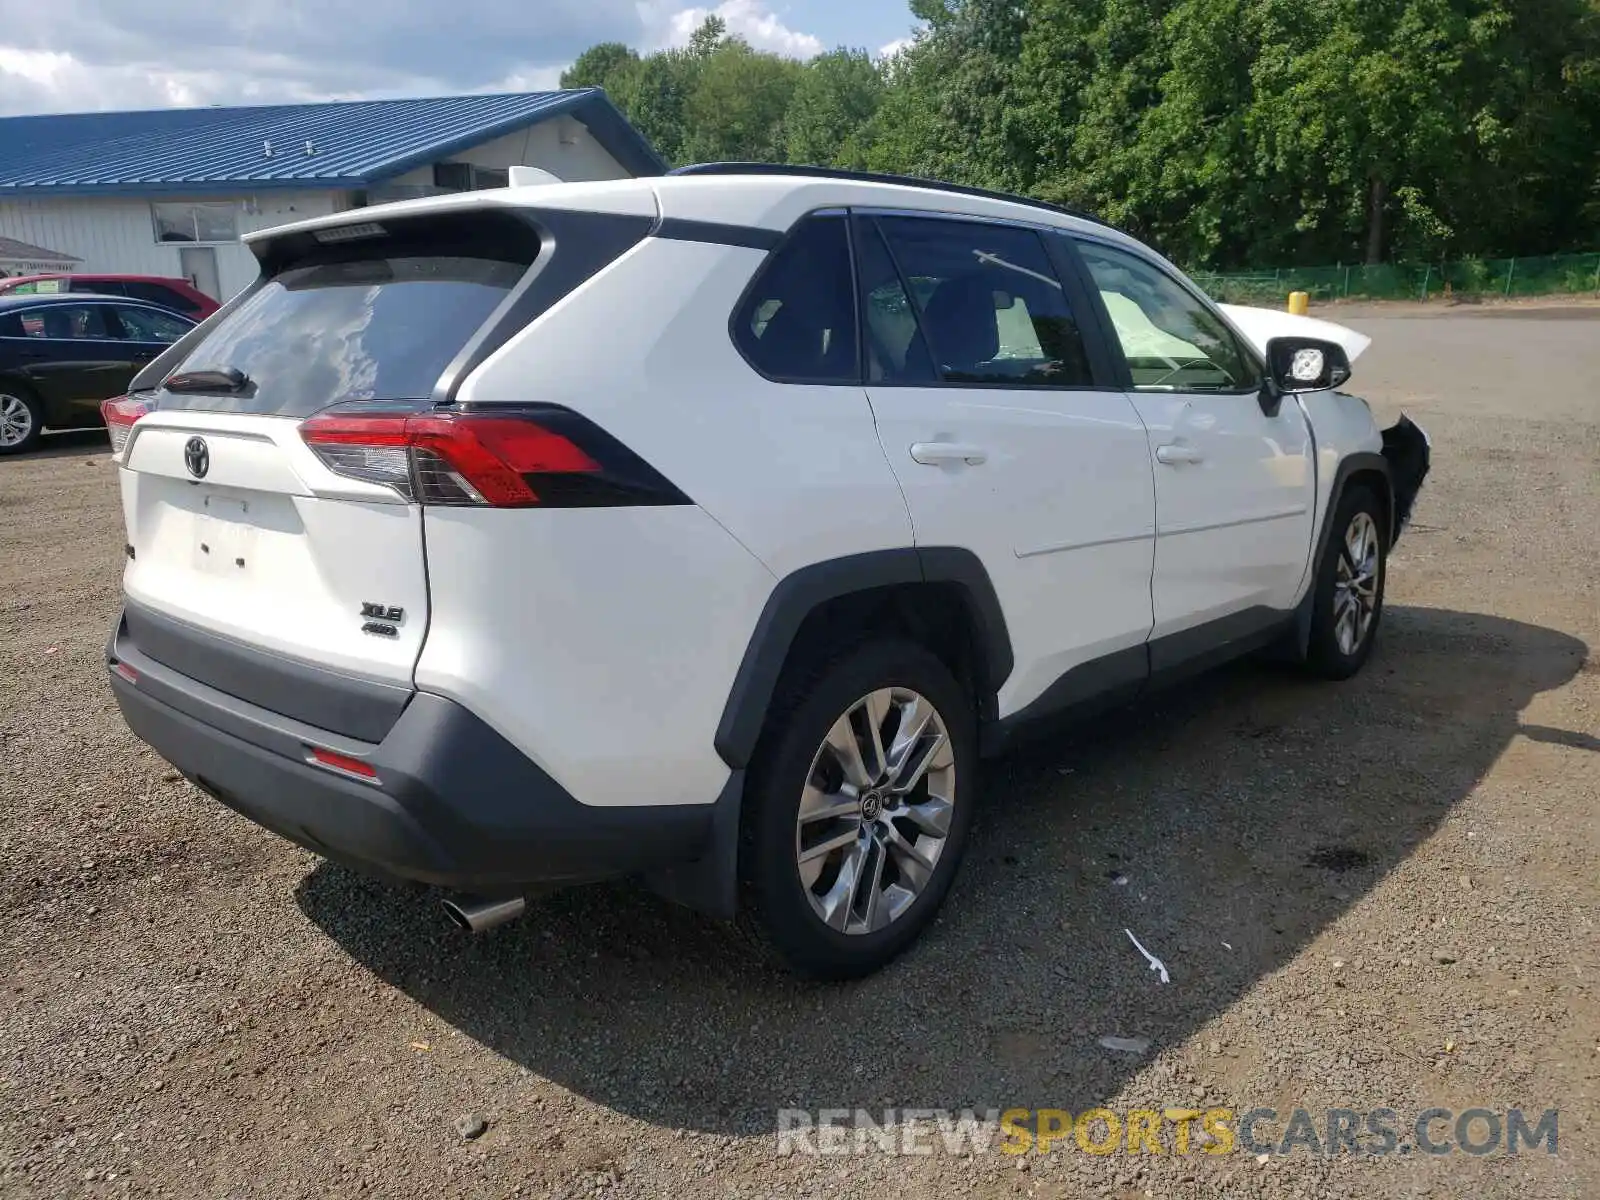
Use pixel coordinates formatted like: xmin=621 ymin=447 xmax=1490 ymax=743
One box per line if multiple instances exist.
xmin=2 ymin=311 xmax=1597 ymax=1199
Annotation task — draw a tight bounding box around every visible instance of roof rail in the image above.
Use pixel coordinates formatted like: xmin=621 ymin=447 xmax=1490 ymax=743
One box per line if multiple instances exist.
xmin=667 ymin=162 xmax=1112 ymax=229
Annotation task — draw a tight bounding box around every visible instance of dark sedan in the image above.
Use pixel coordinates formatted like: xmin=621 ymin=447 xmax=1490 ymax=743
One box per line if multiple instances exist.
xmin=0 ymin=293 xmax=195 ymax=454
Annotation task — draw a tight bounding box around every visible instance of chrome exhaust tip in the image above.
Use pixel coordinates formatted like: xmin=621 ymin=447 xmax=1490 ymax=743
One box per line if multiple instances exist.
xmin=441 ymin=895 xmax=526 ymax=933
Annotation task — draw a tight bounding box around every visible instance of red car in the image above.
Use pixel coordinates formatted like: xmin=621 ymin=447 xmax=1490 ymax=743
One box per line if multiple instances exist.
xmin=0 ymin=273 xmax=219 ymax=319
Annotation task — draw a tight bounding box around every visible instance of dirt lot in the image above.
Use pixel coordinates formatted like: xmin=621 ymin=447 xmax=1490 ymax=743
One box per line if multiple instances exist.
xmin=2 ymin=310 xmax=1597 ymax=1200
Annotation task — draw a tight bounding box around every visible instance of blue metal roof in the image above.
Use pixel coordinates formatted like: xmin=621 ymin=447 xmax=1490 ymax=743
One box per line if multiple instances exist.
xmin=0 ymin=90 xmax=665 ymax=197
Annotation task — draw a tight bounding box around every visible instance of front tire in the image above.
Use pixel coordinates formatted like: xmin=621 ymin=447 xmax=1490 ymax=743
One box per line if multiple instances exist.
xmin=1305 ymin=487 xmax=1387 ymax=679
xmin=738 ymin=639 xmax=976 ymax=979
xmin=0 ymin=389 xmax=43 ymax=455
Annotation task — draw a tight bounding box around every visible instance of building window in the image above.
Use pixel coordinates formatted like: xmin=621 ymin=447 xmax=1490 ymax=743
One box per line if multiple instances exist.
xmin=432 ymin=163 xmax=510 ymax=192
xmin=152 ymin=202 xmax=239 ymax=244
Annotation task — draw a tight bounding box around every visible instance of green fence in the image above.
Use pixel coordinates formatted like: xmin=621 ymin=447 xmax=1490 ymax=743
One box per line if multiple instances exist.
xmin=1191 ymin=252 xmax=1600 ymax=305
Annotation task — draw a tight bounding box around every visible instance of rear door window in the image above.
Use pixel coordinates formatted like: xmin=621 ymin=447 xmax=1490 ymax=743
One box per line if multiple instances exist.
xmin=165 ymin=253 xmax=525 ymax=415
xmin=113 ymin=305 xmax=192 ymax=343
xmin=73 ymin=279 xmax=128 ymax=298
xmin=872 ymin=216 xmax=1095 ymax=387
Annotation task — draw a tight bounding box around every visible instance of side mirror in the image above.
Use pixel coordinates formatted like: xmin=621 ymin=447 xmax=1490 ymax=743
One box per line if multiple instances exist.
xmin=1264 ymin=336 xmax=1352 ymax=395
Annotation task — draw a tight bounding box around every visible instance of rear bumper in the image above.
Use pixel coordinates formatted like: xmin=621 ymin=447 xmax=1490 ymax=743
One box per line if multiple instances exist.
xmin=107 ymin=613 xmax=718 ymax=891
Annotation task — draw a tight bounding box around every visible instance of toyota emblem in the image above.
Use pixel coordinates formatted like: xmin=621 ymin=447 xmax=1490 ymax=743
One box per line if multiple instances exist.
xmin=183 ymin=436 xmax=210 ymax=479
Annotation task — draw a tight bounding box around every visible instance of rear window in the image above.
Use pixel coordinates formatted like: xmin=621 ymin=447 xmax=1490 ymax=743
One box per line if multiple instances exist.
xmin=163 ymin=251 xmax=526 ymax=416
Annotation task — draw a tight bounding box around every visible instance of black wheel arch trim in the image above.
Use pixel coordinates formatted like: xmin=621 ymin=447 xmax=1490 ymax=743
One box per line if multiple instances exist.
xmin=713 ymin=547 xmax=1013 ymax=770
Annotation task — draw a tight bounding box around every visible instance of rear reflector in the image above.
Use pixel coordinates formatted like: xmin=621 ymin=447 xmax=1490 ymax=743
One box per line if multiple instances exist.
xmin=112 ymin=661 xmax=139 ymax=684
xmin=101 ymin=395 xmax=152 ymax=455
xmin=299 ymin=405 xmax=689 ymax=509
xmin=308 ymin=747 xmax=378 ymax=780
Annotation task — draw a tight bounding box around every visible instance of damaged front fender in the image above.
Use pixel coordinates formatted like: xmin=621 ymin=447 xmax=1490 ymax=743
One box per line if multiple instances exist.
xmin=1381 ymin=415 xmax=1431 ymax=545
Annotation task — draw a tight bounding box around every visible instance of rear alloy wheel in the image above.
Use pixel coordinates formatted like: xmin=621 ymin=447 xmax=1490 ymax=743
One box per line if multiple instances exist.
xmin=1305 ymin=487 xmax=1387 ymax=678
xmin=795 ymin=686 xmax=957 ymax=935
xmin=0 ymin=391 xmax=42 ymax=455
xmin=739 ymin=640 xmax=975 ymax=979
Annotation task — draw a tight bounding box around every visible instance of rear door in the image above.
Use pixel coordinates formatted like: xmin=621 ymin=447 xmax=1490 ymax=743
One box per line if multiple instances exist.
xmin=857 ymin=213 xmax=1157 ymax=719
xmin=116 ymin=218 xmax=541 ymax=692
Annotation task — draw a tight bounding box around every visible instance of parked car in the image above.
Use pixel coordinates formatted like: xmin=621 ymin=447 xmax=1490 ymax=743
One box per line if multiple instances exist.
xmin=101 ymin=165 xmax=1431 ymax=978
xmin=0 ymin=294 xmax=196 ymax=454
xmin=0 ymin=273 xmax=219 ymax=319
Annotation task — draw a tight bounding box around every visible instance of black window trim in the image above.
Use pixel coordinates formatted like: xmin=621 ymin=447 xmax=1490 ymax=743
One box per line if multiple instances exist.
xmin=1070 ymin=231 xmax=1267 ymax=397
xmin=851 ymin=207 xmax=1124 ymax=394
xmin=727 ymin=208 xmax=862 ymax=387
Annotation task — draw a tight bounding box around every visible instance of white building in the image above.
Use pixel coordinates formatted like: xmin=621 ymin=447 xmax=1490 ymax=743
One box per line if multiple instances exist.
xmin=0 ymin=91 xmax=664 ymax=302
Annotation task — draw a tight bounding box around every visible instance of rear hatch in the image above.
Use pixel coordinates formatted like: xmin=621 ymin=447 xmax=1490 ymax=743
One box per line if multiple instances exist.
xmin=112 ymin=210 xmax=543 ymax=738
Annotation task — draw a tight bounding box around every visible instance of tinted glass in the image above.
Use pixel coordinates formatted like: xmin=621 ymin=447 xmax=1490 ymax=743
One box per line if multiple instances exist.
xmin=734 ymin=215 xmax=857 ymax=384
xmin=167 ymin=255 xmax=523 ymax=415
xmin=1076 ymin=240 xmax=1257 ymax=391
xmin=23 ymin=305 xmax=112 ymax=340
xmin=115 ymin=306 xmax=191 ymax=343
xmin=856 ymin=219 xmax=936 ymax=384
xmin=0 ymin=313 xmax=23 ymax=338
xmin=875 ymin=217 xmax=1093 ymax=387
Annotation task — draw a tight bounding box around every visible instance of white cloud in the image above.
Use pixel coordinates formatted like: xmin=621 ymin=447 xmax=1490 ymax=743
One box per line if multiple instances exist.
xmin=876 ymin=36 xmax=914 ymax=60
xmin=641 ymin=1 xmax=824 ymax=58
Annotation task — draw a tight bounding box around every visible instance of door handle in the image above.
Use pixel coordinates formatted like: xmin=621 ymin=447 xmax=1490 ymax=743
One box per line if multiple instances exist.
xmin=910 ymin=442 xmax=988 ymax=466
xmin=1156 ymin=443 xmax=1205 ymax=466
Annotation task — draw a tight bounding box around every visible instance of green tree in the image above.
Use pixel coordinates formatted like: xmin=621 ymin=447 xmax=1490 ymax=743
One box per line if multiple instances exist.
xmin=559 ymin=42 xmax=640 ymax=92
xmin=783 ymin=49 xmax=885 ymax=168
xmin=683 ymin=39 xmax=805 ymax=164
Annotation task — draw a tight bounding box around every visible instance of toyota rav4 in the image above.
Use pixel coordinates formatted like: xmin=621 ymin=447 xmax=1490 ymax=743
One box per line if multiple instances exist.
xmin=103 ymin=165 xmax=1430 ymax=978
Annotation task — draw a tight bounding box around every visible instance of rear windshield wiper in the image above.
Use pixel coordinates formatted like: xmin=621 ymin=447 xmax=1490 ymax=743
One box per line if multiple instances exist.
xmin=164 ymin=367 xmax=253 ymax=395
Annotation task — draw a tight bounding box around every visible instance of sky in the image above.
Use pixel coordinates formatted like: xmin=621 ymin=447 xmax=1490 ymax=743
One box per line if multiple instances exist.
xmin=0 ymin=0 xmax=923 ymax=117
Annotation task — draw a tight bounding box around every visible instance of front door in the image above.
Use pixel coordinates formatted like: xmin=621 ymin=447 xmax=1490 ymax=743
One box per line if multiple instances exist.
xmin=858 ymin=213 xmax=1157 ymax=720
xmin=1071 ymin=238 xmax=1315 ymax=658
xmin=11 ymin=302 xmax=137 ymax=427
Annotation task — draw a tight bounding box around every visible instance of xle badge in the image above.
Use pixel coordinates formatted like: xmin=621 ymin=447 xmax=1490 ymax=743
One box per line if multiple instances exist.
xmin=360 ymin=602 xmax=404 ymax=637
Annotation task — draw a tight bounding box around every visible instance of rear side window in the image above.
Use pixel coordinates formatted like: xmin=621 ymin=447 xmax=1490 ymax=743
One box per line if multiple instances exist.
xmin=167 ymin=254 xmax=524 ymax=415
xmin=733 ymin=215 xmax=858 ymax=384
xmin=874 ymin=216 xmax=1094 ymax=387
xmin=113 ymin=305 xmax=191 ymax=343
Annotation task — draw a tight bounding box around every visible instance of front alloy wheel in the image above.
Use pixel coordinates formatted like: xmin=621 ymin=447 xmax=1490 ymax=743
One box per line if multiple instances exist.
xmin=1306 ymin=485 xmax=1387 ymax=678
xmin=1333 ymin=510 xmax=1381 ymax=656
xmin=795 ymin=687 xmax=956 ymax=935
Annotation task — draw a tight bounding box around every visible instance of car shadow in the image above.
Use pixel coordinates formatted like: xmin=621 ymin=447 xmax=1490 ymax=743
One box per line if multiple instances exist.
xmin=296 ymin=605 xmax=1587 ymax=1135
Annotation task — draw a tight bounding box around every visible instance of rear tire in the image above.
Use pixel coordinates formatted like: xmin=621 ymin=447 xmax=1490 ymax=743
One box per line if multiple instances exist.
xmin=737 ymin=639 xmax=976 ymax=979
xmin=0 ymin=388 xmax=42 ymax=455
xmin=1304 ymin=486 xmax=1387 ymax=679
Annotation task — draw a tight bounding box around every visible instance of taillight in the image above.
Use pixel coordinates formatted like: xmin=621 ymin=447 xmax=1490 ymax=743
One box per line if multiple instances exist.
xmin=101 ymin=395 xmax=151 ymax=455
xmin=299 ymin=405 xmax=689 ymax=509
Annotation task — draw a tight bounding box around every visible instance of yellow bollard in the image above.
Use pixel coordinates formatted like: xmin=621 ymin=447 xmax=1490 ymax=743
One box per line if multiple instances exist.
xmin=1287 ymin=291 xmax=1309 ymax=315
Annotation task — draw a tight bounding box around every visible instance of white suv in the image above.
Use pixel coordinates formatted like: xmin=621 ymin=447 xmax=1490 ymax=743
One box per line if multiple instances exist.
xmin=104 ymin=165 xmax=1430 ymax=978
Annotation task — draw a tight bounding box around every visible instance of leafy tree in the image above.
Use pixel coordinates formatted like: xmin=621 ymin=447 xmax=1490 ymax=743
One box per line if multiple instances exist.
xmin=559 ymin=42 xmax=640 ymax=92
xmin=784 ymin=49 xmax=885 ymax=168
xmin=683 ymin=39 xmax=805 ymax=163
